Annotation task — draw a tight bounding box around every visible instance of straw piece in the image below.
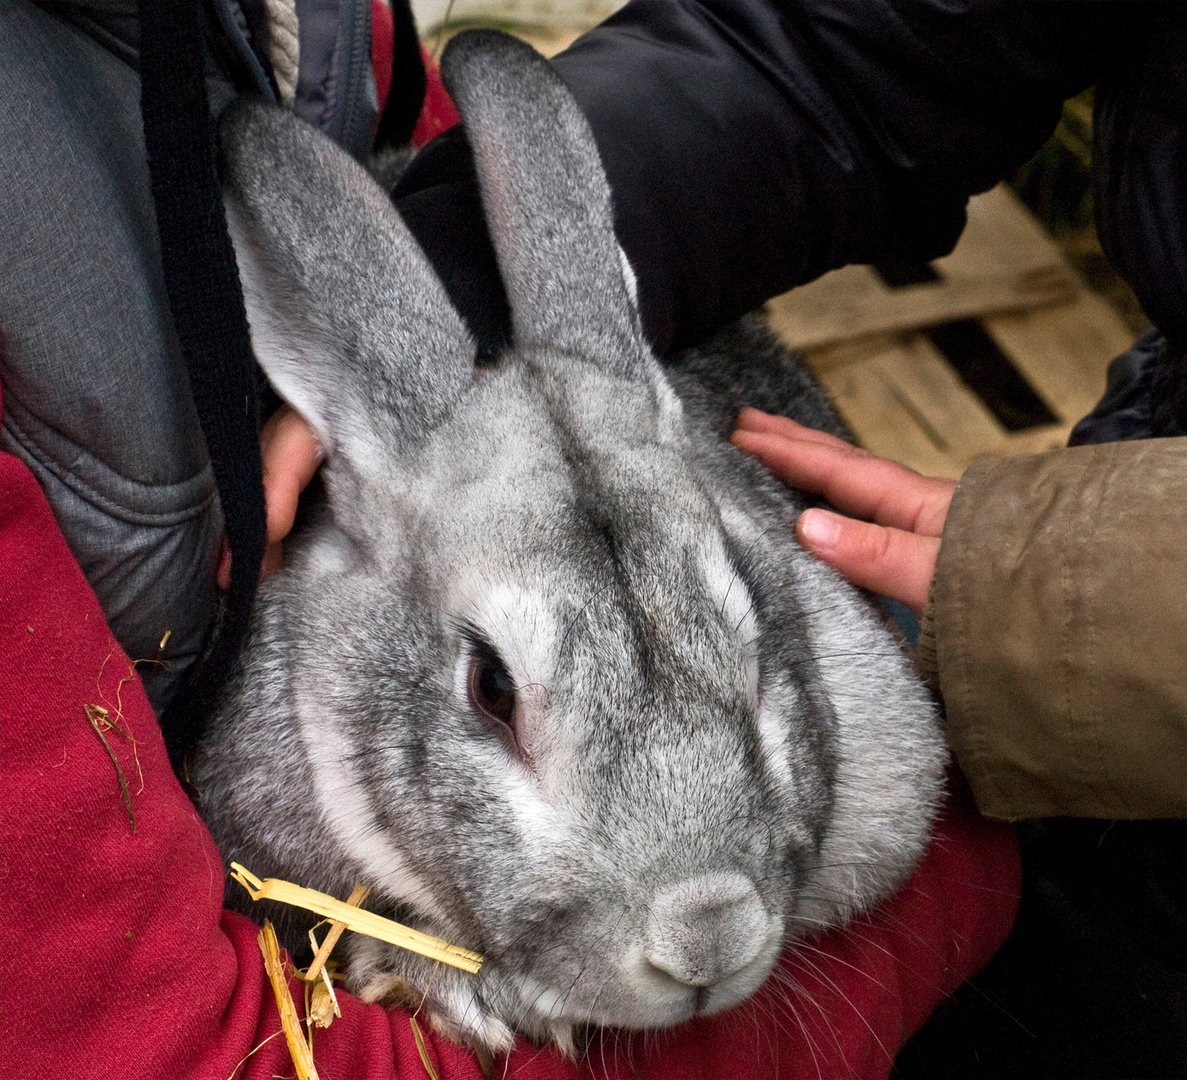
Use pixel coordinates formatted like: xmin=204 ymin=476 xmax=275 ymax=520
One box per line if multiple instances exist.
xmin=409 ymin=1013 xmax=442 ymax=1080
xmin=85 ymin=703 xmax=136 ymax=833
xmin=306 ymin=883 xmax=371 ymax=983
xmin=230 ymin=864 xmax=483 ymax=973
xmin=258 ymin=919 xmax=319 ymax=1080
xmin=309 ymin=971 xmax=340 ymax=1028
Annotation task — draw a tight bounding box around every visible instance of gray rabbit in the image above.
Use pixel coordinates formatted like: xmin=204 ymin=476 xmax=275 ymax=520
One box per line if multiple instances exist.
xmin=193 ymin=29 xmax=946 ymax=1055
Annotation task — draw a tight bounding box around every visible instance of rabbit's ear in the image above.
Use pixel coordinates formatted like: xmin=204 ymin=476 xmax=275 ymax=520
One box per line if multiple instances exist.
xmin=441 ymin=31 xmax=647 ymax=376
xmin=219 ymin=100 xmax=476 ymax=467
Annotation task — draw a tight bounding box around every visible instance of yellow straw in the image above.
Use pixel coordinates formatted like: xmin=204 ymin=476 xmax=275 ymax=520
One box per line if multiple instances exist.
xmin=258 ymin=920 xmax=319 ymax=1080
xmin=230 ymin=864 xmax=483 ymax=974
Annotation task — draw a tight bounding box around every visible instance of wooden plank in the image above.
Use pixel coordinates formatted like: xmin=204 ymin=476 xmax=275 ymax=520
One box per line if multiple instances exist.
xmin=935 ymin=185 xmax=1073 ymax=279
xmin=981 ymin=292 xmax=1133 ymax=423
xmin=436 ymin=22 xmax=585 ymax=58
xmin=801 ymin=331 xmax=904 ymax=377
xmin=766 ymin=264 xmax=1075 ymax=351
xmin=938 ymin=185 xmax=1132 ymax=426
xmin=871 ymin=336 xmax=1006 ymax=457
xmin=508 ymin=24 xmax=586 ymax=55
xmin=809 ymin=335 xmax=1002 ymax=479
xmin=811 ymin=332 xmax=1082 ymax=474
xmin=769 ymin=183 xmax=1139 ymax=477
xmin=419 ymin=0 xmax=624 ymax=33
xmin=995 ymin=422 xmax=1076 ymax=458
xmin=814 ymin=363 xmax=965 ymax=479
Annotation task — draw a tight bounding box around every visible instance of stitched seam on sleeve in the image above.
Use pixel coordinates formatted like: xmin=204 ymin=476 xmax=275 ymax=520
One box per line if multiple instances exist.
xmin=1087 ymin=442 xmax=1132 ymax=815
xmin=954 ymin=456 xmax=1006 ymax=811
xmin=959 ymin=460 xmax=988 ymax=804
xmin=1067 ymin=445 xmax=1104 ymax=811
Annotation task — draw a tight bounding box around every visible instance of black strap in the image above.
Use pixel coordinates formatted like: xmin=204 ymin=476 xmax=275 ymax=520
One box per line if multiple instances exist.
xmin=375 ymin=0 xmax=427 ymax=150
xmin=139 ymin=0 xmax=266 ymax=769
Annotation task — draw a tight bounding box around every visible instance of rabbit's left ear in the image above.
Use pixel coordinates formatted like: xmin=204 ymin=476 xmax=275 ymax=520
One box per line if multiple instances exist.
xmin=219 ymin=100 xmax=476 ymax=472
xmin=441 ymin=31 xmax=648 ymax=377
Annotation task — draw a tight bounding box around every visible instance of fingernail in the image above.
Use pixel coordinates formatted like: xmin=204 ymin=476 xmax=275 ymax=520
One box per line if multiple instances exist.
xmin=799 ymin=509 xmax=842 ymax=549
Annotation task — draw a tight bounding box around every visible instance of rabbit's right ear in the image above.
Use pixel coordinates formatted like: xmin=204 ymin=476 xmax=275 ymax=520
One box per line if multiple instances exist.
xmin=219 ymin=100 xmax=476 ymax=469
xmin=441 ymin=31 xmax=648 ymax=377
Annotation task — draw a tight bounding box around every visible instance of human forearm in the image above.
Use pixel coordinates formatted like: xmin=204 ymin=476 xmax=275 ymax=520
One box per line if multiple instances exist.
xmin=931 ymin=437 xmax=1187 ymax=821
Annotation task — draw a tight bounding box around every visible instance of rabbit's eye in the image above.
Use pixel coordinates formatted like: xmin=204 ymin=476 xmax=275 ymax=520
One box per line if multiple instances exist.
xmin=468 ymin=648 xmax=517 ymax=730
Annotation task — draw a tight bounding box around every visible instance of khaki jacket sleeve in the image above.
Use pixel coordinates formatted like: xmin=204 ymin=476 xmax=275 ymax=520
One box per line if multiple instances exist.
xmin=928 ymin=437 xmax=1187 ymax=821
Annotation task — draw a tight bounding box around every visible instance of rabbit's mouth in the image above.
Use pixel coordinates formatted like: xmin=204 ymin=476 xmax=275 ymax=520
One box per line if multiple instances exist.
xmin=349 ymin=864 xmax=788 ymax=1055
xmin=348 ymin=901 xmax=786 ymax=1055
xmin=490 ymin=900 xmax=786 ymax=1034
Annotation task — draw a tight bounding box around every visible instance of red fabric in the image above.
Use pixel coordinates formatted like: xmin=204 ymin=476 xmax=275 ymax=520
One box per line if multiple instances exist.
xmin=372 ymin=0 xmax=394 ymax=114
xmin=412 ymin=48 xmax=461 ymax=147
xmin=0 ymin=391 xmax=1019 ymax=1078
xmin=368 ymin=2 xmax=459 ymax=148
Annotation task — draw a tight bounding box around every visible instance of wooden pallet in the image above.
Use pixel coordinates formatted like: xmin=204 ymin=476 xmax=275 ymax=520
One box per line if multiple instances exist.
xmin=766 ymin=185 xmax=1136 ymax=478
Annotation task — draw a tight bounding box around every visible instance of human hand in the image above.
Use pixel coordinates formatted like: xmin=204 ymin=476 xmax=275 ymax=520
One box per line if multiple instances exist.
xmin=730 ymin=408 xmax=955 ymax=615
xmin=216 ymin=405 xmax=324 ymax=590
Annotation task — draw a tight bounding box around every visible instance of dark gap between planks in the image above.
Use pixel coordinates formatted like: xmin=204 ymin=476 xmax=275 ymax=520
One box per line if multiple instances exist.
xmin=872 ymin=261 xmax=1059 ymax=432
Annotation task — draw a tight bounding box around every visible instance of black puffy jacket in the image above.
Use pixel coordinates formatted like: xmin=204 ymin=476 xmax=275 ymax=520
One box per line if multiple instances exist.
xmin=398 ymin=0 xmax=1185 ymax=426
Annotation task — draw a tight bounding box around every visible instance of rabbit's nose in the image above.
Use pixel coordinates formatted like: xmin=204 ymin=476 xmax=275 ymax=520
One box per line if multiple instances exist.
xmin=644 ymin=872 xmax=769 ymax=987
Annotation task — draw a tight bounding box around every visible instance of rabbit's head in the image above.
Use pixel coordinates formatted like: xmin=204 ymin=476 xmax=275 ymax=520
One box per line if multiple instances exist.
xmin=201 ymin=30 xmax=945 ymax=1054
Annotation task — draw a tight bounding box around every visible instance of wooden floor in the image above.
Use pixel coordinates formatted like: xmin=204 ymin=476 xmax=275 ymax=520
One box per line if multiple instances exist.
xmin=766 ymin=186 xmax=1135 ymax=477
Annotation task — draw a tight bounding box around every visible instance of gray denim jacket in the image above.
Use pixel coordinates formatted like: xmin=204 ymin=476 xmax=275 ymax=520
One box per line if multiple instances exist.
xmin=0 ymin=0 xmax=379 ymax=711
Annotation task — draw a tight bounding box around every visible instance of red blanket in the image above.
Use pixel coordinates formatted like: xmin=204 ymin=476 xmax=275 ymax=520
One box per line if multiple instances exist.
xmin=371 ymin=0 xmax=461 ymax=148
xmin=0 ymin=386 xmax=1018 ymax=1078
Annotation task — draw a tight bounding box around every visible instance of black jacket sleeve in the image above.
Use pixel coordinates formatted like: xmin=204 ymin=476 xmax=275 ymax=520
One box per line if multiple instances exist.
xmin=396 ymin=1 xmax=1144 ymax=355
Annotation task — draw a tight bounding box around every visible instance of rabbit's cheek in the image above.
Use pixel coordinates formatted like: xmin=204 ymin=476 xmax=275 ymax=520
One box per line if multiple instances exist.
xmin=756 ymin=682 xmax=803 ymax=790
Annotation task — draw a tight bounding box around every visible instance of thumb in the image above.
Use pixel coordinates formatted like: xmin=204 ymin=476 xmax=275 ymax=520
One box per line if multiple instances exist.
xmin=797 ymin=508 xmax=938 ymax=615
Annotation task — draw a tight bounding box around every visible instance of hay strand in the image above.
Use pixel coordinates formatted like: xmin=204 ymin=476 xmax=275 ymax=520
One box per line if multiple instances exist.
xmin=258 ymin=919 xmax=319 ymax=1080
xmin=230 ymin=864 xmax=483 ymax=973
xmin=85 ymin=703 xmax=136 ymax=833
xmin=305 ymin=882 xmax=371 ymax=983
xmin=223 ymin=1027 xmax=285 ymax=1080
xmin=409 ymin=1013 xmax=442 ymax=1080
xmin=309 ymin=972 xmax=340 ymax=1029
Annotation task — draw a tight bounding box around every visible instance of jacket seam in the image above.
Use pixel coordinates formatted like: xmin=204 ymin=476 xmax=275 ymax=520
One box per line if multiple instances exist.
xmin=1086 ymin=441 xmax=1133 ymax=815
xmin=2 ymin=410 xmax=218 ymax=528
xmin=945 ymin=455 xmax=1006 ymax=812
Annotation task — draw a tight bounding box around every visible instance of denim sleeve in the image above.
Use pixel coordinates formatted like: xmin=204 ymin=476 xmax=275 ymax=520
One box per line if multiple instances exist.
xmin=0 ymin=2 xmax=224 ymax=713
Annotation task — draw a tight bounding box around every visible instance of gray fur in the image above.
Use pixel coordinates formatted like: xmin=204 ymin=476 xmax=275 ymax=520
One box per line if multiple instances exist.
xmin=194 ymin=29 xmax=946 ymax=1054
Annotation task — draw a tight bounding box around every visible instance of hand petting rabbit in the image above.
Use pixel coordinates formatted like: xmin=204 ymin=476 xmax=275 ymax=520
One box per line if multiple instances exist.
xmin=193 ymin=29 xmax=946 ymax=1055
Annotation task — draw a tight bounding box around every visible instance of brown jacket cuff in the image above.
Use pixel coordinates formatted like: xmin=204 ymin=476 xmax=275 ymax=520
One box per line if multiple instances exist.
xmin=932 ymin=437 xmax=1187 ymax=821
xmin=916 ymin=579 xmax=939 ymax=695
